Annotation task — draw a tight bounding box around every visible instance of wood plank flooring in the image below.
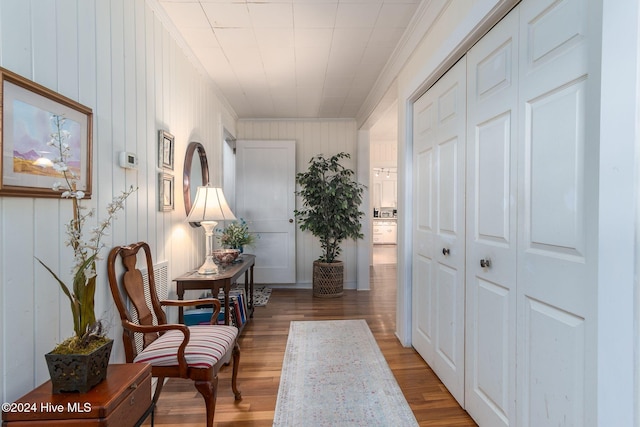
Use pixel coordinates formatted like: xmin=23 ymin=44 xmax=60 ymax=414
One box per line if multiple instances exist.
xmin=142 ymin=264 xmax=476 ymax=426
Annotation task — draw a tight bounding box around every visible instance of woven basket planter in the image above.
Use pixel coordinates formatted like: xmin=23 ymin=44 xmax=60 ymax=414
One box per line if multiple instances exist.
xmin=313 ymin=260 xmax=344 ymax=298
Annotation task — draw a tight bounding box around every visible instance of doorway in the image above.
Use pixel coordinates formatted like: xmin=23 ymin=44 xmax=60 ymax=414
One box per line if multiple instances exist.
xmin=222 ymin=131 xmax=236 ymax=211
xmin=370 ymin=101 xmax=398 ymax=267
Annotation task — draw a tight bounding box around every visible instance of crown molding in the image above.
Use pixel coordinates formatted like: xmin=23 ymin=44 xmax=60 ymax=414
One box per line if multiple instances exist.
xmin=357 ymin=0 xmax=519 ymax=130
xmin=356 ymin=0 xmax=450 ymax=129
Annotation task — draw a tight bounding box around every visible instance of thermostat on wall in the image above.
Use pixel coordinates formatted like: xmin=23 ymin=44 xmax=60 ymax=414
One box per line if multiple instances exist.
xmin=119 ymin=151 xmax=138 ymax=169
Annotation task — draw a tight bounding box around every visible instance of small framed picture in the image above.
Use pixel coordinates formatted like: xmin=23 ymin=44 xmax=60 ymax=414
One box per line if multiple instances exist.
xmin=159 ymin=173 xmax=174 ymax=211
xmin=158 ymin=130 xmax=174 ymax=170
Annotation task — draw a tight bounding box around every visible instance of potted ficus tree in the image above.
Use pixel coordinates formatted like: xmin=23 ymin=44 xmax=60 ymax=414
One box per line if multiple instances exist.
xmin=36 ymin=114 xmax=136 ymax=393
xmin=294 ymin=152 xmax=365 ymax=297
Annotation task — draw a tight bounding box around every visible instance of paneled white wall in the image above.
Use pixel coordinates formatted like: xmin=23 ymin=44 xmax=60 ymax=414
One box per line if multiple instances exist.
xmin=370 ymin=140 xmax=397 ymax=168
xmin=236 ymin=119 xmax=360 ymax=288
xmin=0 ymin=0 xmax=235 ymax=402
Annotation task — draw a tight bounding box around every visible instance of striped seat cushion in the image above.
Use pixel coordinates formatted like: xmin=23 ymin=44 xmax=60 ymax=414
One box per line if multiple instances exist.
xmin=134 ymin=325 xmax=238 ymax=369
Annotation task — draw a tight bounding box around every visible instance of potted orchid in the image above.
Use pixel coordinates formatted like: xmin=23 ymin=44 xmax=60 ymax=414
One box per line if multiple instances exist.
xmin=36 ymin=114 xmax=135 ymax=393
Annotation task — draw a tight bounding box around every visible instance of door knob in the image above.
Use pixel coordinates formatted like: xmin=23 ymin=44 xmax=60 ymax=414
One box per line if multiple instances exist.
xmin=480 ymin=259 xmax=492 ymax=268
xmin=442 ymin=248 xmax=450 ymax=256
xmin=289 ymin=218 xmax=294 ymax=223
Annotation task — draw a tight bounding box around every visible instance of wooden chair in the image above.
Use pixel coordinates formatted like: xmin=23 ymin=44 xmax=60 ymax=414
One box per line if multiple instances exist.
xmin=107 ymin=242 xmax=241 ymax=427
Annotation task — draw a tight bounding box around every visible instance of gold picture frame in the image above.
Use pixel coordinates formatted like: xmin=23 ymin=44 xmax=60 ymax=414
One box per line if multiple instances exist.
xmin=0 ymin=67 xmax=93 ymax=198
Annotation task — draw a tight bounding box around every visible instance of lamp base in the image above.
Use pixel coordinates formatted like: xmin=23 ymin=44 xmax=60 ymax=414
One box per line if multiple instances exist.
xmin=197 ymin=255 xmax=219 ymax=275
xmin=197 ymin=221 xmax=218 ymax=275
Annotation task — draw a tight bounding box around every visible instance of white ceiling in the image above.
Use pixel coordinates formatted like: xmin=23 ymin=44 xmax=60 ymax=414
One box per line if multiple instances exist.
xmin=156 ymin=0 xmax=421 ymax=121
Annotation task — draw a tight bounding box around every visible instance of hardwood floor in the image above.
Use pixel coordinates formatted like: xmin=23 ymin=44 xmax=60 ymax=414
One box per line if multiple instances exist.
xmin=372 ymin=243 xmax=397 ymax=265
xmin=142 ymin=264 xmax=476 ymax=426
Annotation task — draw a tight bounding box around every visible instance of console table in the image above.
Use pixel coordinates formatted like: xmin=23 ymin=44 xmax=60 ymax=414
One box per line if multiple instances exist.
xmin=174 ymin=254 xmax=255 ymax=327
xmin=2 ymin=364 xmax=153 ymax=426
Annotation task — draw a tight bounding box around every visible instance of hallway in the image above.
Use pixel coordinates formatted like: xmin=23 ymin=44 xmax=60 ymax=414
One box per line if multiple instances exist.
xmin=144 ymin=264 xmax=475 ymax=426
xmin=373 ymin=244 xmax=397 ymax=265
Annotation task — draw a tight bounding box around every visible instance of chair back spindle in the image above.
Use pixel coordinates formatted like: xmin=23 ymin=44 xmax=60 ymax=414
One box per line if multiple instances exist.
xmin=107 ymin=242 xmax=167 ymax=359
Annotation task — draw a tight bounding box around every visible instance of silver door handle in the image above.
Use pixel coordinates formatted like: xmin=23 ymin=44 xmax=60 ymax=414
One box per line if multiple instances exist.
xmin=480 ymin=259 xmax=492 ymax=268
xmin=442 ymin=248 xmax=450 ymax=256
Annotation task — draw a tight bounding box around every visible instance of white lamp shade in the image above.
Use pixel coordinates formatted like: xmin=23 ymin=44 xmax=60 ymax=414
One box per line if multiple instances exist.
xmin=186 ymin=186 xmax=236 ymax=223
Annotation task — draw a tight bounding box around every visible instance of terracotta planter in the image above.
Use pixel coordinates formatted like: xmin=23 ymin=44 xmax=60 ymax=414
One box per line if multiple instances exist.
xmin=313 ymin=260 xmax=344 ymax=298
xmin=45 ymin=339 xmax=113 ymax=393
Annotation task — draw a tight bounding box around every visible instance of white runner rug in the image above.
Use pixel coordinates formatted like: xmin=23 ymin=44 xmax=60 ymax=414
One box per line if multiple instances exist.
xmin=273 ymin=319 xmax=419 ymax=426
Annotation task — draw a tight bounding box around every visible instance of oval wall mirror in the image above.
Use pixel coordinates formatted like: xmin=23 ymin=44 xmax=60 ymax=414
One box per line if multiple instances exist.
xmin=183 ymin=141 xmax=210 ymax=226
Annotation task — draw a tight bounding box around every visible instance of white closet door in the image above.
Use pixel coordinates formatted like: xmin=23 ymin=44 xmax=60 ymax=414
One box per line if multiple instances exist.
xmin=517 ymin=0 xmax=596 ymax=425
xmin=465 ymin=9 xmax=519 ymax=427
xmin=412 ymin=57 xmax=466 ymax=405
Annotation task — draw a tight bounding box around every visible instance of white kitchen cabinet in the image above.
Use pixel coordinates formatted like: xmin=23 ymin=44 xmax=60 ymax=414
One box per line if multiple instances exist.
xmin=372 ymin=220 xmax=397 ymax=244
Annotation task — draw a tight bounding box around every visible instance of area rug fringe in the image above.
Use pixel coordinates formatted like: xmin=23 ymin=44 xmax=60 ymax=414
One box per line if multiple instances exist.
xmin=273 ymin=319 xmax=419 ymax=426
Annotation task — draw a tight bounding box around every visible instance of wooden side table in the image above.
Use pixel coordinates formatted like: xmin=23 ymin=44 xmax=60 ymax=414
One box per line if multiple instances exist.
xmin=174 ymin=254 xmax=255 ymax=328
xmin=2 ymin=364 xmax=153 ymax=426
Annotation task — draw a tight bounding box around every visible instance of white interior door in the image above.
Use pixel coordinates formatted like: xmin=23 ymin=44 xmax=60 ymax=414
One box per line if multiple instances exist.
xmin=410 ymin=1 xmax=596 ymax=423
xmin=412 ymin=57 xmax=466 ymax=406
xmin=465 ymin=10 xmax=518 ymax=427
xmin=516 ymin=0 xmax=596 ymax=425
xmin=235 ymin=140 xmax=296 ymax=284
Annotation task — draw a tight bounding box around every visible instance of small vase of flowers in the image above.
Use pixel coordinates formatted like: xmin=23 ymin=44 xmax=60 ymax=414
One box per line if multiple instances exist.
xmin=36 ymin=114 xmax=136 ymax=393
xmin=216 ymin=218 xmax=257 ymax=253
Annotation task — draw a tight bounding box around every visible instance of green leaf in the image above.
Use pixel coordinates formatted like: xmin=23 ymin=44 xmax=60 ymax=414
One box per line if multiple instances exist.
xmin=35 ymin=257 xmax=74 ymax=305
xmin=36 ymin=256 xmax=82 ymax=336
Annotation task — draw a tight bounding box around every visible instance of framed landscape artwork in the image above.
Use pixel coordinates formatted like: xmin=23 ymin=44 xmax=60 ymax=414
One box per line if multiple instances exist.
xmin=0 ymin=67 xmax=93 ymax=198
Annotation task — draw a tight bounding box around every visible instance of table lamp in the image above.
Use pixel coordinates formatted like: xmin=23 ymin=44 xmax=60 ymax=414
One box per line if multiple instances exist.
xmin=186 ymin=186 xmax=236 ymax=274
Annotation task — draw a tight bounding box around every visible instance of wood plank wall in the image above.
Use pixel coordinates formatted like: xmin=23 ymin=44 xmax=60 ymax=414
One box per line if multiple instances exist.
xmin=0 ymin=0 xmax=235 ymax=403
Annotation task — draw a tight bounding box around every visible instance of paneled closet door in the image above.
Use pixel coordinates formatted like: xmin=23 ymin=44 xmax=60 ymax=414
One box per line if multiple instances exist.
xmin=517 ymin=0 xmax=597 ymax=425
xmin=465 ymin=9 xmax=519 ymax=427
xmin=412 ymin=57 xmax=466 ymax=406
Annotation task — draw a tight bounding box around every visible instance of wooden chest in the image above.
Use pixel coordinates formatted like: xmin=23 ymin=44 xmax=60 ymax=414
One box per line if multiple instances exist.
xmin=2 ymin=364 xmax=152 ymax=426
